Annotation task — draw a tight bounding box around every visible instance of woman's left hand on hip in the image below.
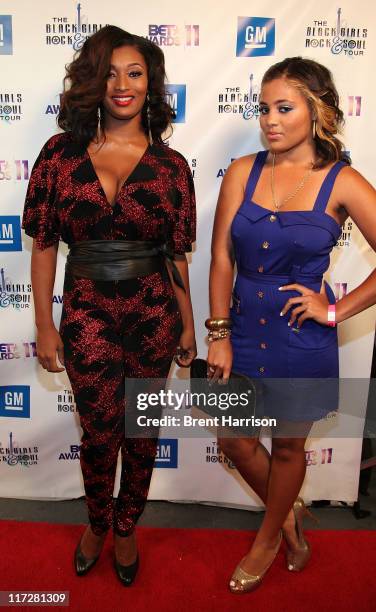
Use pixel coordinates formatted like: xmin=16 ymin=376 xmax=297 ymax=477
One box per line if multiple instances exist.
xmin=279 ymin=283 xmax=330 ymax=327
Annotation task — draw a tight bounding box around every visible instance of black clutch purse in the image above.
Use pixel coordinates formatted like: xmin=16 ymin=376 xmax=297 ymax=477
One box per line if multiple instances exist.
xmin=190 ymin=358 xmax=261 ymax=436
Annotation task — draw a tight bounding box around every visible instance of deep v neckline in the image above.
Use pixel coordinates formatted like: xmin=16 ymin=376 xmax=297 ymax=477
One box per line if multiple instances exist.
xmin=86 ymin=143 xmax=150 ymax=208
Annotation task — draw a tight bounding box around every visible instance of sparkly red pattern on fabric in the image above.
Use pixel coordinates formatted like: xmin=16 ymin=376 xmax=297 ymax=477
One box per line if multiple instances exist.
xmin=22 ymin=133 xmax=196 ymax=535
xmin=22 ymin=132 xmax=196 ymax=254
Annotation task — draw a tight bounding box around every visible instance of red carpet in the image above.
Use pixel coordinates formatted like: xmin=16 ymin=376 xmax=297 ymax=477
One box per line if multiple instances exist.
xmin=1 ymin=521 xmax=375 ymax=612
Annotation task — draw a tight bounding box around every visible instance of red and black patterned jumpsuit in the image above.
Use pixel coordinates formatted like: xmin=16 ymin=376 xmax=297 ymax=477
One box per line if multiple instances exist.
xmin=22 ymin=133 xmax=196 ymax=536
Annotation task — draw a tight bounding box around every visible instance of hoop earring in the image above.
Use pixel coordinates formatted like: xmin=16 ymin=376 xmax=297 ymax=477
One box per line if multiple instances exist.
xmin=97 ymin=106 xmax=102 ymax=142
xmin=146 ymin=93 xmax=153 ymax=145
xmin=312 ymin=119 xmax=317 ymax=139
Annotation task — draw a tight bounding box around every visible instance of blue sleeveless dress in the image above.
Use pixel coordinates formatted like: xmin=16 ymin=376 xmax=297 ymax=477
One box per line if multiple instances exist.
xmin=230 ymin=150 xmax=346 ymax=422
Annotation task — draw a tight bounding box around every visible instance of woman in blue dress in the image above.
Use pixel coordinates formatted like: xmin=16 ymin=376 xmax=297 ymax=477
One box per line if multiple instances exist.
xmin=207 ymin=57 xmax=376 ymax=593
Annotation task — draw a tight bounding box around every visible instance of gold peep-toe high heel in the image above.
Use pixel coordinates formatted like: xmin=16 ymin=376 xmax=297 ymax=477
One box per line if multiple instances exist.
xmin=229 ymin=531 xmax=282 ymax=594
xmin=285 ymin=496 xmax=319 ymax=572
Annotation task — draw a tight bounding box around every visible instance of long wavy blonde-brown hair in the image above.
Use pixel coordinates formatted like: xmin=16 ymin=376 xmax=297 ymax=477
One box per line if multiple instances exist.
xmin=262 ymin=57 xmax=351 ymax=168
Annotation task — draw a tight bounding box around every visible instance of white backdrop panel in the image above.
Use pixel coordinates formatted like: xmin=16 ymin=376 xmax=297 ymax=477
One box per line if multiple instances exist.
xmin=1 ymin=0 xmax=375 ymax=506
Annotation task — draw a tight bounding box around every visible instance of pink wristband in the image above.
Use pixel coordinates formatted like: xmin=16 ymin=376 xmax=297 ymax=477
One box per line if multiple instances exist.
xmin=327 ymin=304 xmax=336 ymax=327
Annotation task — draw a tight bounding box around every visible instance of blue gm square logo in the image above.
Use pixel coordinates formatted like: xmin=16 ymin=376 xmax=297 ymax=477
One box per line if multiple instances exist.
xmin=0 ymin=16 xmax=13 ymax=55
xmin=165 ymin=85 xmax=186 ymax=123
xmin=0 ymin=386 xmax=30 ymax=418
xmin=0 ymin=216 xmax=22 ymax=251
xmin=236 ymin=17 xmax=275 ymax=57
xmin=155 ymin=438 xmax=178 ymax=468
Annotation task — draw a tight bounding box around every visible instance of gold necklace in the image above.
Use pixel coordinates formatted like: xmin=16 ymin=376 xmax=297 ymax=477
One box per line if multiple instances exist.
xmin=271 ymin=153 xmax=314 ymax=211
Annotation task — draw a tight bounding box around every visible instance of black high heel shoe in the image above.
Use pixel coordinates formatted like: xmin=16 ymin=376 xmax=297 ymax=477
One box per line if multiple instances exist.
xmin=74 ymin=529 xmax=105 ymax=576
xmin=74 ymin=540 xmax=100 ymax=576
xmin=114 ymin=554 xmax=139 ymax=586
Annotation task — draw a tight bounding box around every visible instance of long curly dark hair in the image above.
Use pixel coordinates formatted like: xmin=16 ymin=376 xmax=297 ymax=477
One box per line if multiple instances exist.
xmin=262 ymin=57 xmax=351 ymax=168
xmin=58 ymin=25 xmax=174 ymax=145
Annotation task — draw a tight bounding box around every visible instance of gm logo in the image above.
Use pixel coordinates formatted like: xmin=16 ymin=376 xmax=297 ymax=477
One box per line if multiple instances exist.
xmin=0 ymin=216 xmax=22 ymax=251
xmin=236 ymin=17 xmax=275 ymax=57
xmin=155 ymin=438 xmax=178 ymax=468
xmin=0 ymin=16 xmax=13 ymax=55
xmin=0 ymin=386 xmax=30 ymax=418
xmin=165 ymin=85 xmax=186 ymax=123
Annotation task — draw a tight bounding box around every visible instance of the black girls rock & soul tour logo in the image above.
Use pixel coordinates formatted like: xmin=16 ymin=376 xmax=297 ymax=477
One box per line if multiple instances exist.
xmin=45 ymin=2 xmax=104 ymax=50
xmin=305 ymin=7 xmax=367 ymax=57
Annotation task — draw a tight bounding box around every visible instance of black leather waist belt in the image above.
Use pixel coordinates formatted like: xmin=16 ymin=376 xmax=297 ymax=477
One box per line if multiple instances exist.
xmin=66 ymin=240 xmax=185 ymax=290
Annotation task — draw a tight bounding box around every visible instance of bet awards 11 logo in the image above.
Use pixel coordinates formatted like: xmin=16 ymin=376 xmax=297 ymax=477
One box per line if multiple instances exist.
xmin=0 ymin=161 xmax=29 ymax=182
xmin=217 ymin=158 xmax=236 ymax=179
xmin=348 ymin=96 xmax=362 ymax=117
xmin=46 ymin=94 xmax=63 ymax=117
xmin=0 ymin=343 xmax=36 ymax=360
xmin=306 ymin=448 xmax=333 ymax=466
xmin=147 ymin=24 xmax=199 ymax=47
xmin=58 ymin=444 xmax=80 ymax=460
xmin=334 ymin=283 xmax=348 ymax=302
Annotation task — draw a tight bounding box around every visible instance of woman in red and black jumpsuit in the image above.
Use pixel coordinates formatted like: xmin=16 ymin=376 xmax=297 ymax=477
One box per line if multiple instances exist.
xmin=22 ymin=26 xmax=196 ymax=584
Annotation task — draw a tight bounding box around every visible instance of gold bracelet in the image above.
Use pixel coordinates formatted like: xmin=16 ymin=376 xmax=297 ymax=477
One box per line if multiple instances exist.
xmin=205 ymin=317 xmax=233 ymax=330
xmin=207 ymin=328 xmax=231 ymax=342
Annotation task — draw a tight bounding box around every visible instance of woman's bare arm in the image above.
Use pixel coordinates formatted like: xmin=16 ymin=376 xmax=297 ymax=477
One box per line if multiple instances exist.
xmin=208 ymin=156 xmax=254 ymax=379
xmin=165 ymin=254 xmax=196 ymax=367
xmin=281 ymin=166 xmax=376 ymax=327
xmin=31 ymin=241 xmax=65 ymax=372
xmin=335 ymin=167 xmax=376 ymax=322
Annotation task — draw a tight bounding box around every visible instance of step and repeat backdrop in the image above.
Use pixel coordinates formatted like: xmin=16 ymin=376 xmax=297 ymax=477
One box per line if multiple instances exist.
xmin=1 ymin=0 xmax=375 ymax=506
